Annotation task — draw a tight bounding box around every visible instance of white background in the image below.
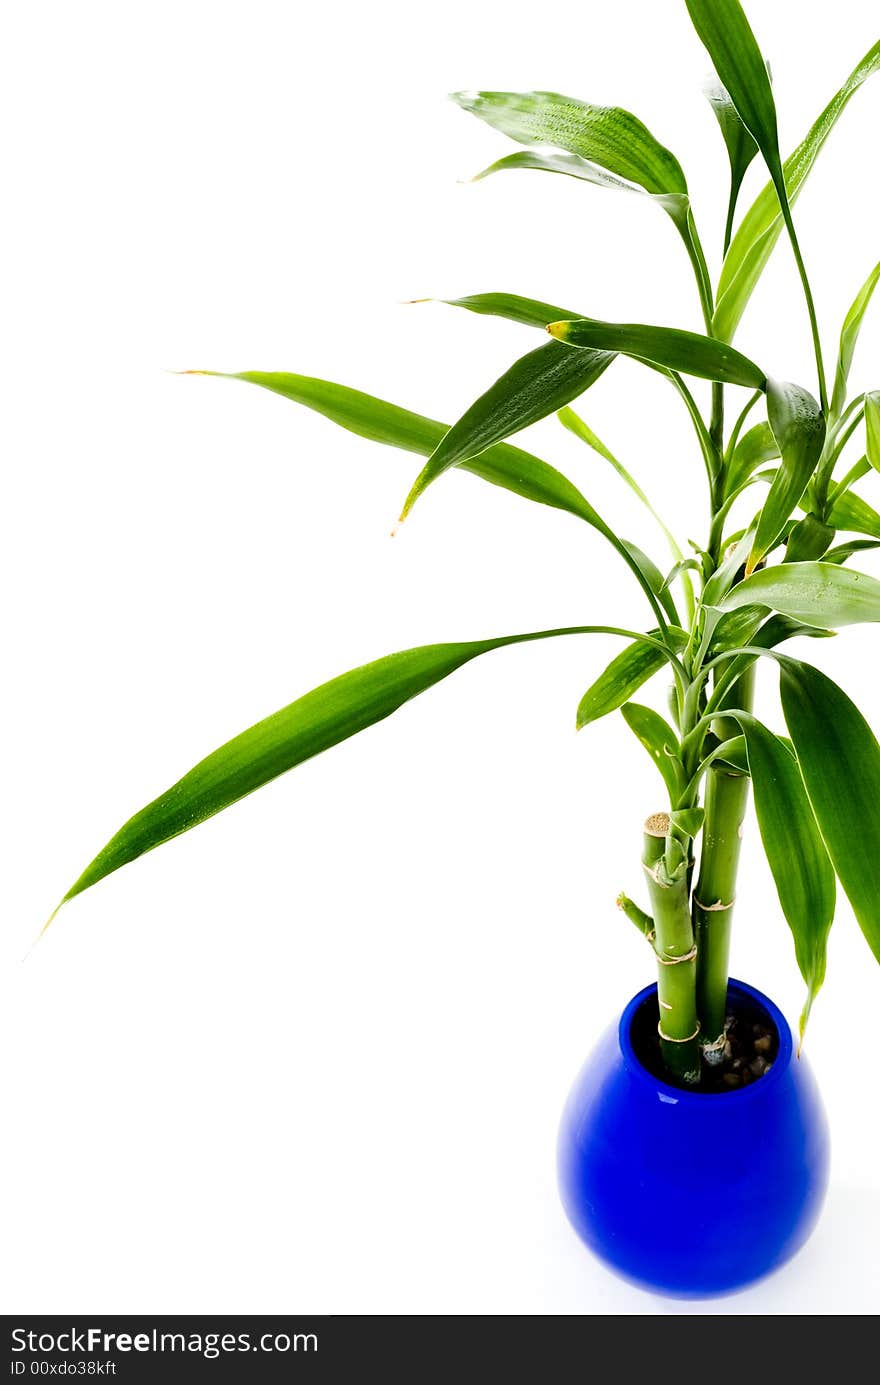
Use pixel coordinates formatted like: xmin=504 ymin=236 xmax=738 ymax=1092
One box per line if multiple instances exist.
xmin=3 ymin=0 xmax=879 ymax=1315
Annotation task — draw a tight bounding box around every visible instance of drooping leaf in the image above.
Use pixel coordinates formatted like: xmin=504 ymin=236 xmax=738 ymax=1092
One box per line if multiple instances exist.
xmin=400 ymin=340 xmax=614 ymax=518
xmin=469 ymin=148 xmax=690 ymax=223
xmin=438 ymin=291 xmax=581 ymax=329
xmin=451 ymin=89 xmax=688 ymax=197
xmin=866 ymin=392 xmax=880 ymax=472
xmin=780 ymin=660 xmax=880 ymax=964
xmin=823 ymin=537 xmax=880 ymax=565
xmin=831 ymin=262 xmax=880 ymax=418
xmin=53 ymin=626 xmax=612 ymax=916
xmin=714 ymin=40 xmax=880 ymax=341
xmin=748 ymin=380 xmax=825 ymax=573
xmin=547 ymin=318 xmax=766 ymax=388
xmin=199 ymin=371 xmax=610 ymax=530
xmin=725 ymin=420 xmax=779 ymax=496
xmin=827 ymin=487 xmax=880 ymax=539
xmin=734 ymin=712 xmax=835 ymax=1035
xmin=619 ymin=702 xmax=683 ymax=800
xmin=577 ymin=627 xmax=685 ymax=728
xmin=720 ymin=561 xmax=880 ymax=627
xmin=684 ymin=1 xmax=781 ymax=181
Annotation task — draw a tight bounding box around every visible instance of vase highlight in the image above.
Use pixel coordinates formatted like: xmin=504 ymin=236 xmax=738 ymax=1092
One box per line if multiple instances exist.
xmin=558 ymin=978 xmax=829 ymax=1297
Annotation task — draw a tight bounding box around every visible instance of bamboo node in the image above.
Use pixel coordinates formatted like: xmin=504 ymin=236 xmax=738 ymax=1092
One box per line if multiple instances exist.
xmin=694 ymin=894 xmax=736 ymax=912
xmin=658 ymin=1020 xmax=701 ymax=1044
xmin=654 ymin=942 xmax=697 ymax=966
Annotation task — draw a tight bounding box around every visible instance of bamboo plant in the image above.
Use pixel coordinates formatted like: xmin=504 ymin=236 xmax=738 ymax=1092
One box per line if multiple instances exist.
xmin=52 ymin=1 xmax=880 ymax=1086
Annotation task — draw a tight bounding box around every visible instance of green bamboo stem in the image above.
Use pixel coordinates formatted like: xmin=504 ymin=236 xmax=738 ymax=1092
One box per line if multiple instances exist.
xmin=693 ymin=664 xmax=755 ymax=1056
xmin=642 ymin=814 xmax=700 ymax=1085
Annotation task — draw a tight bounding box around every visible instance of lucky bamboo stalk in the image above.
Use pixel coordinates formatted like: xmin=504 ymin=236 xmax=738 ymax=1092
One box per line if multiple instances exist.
xmin=694 ymin=664 xmax=755 ymax=1055
xmin=642 ymin=814 xmax=700 ymax=1085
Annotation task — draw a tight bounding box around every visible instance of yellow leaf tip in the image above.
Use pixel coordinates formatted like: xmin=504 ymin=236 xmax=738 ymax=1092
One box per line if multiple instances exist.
xmin=402 ymin=297 xmax=433 ymax=306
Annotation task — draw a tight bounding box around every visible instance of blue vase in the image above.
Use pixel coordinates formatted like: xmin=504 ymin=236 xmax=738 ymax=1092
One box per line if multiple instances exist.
xmin=558 ymin=978 xmax=829 ymax=1297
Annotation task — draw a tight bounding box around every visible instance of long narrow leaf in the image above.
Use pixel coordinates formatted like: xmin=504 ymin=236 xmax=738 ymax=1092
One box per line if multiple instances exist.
xmin=714 ymin=40 xmax=880 ymax=342
xmin=748 ymin=380 xmax=826 ymax=572
xmin=720 ymin=562 xmax=880 ymax=628
xmin=832 ymin=262 xmax=880 ymax=418
xmin=451 ymin=89 xmax=688 ymax=196
xmin=438 ymin=292 xmax=581 ymax=330
xmin=547 ymin=318 xmax=765 ymax=388
xmin=191 ymin=371 xmax=608 ymax=530
xmin=400 ymin=340 xmax=613 ymax=518
xmin=827 ymin=488 xmax=880 ymax=539
xmin=780 ymin=661 xmax=880 ymax=963
xmin=734 ymin=712 xmax=835 ymax=1035
xmin=685 ymin=1 xmax=781 ymax=181
xmin=823 ymin=538 xmax=880 ymax=566
xmin=577 ymin=629 xmax=685 ymax=728
xmin=866 ymin=392 xmax=880 ymax=473
xmin=53 ymin=626 xmax=620 ymax=917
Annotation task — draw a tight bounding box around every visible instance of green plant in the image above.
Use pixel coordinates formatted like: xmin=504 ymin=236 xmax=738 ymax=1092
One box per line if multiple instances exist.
xmin=51 ymin=1 xmax=880 ymax=1086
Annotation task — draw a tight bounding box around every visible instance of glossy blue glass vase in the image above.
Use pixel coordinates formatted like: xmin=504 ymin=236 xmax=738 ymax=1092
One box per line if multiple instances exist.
xmin=558 ymin=978 xmax=829 ymax=1297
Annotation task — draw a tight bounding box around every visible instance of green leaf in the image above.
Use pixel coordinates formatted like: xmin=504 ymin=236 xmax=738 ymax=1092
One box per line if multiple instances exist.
xmin=451 ymin=89 xmax=688 ymax=197
xmin=577 ymin=627 xmax=685 ymax=728
xmin=704 ymin=70 xmax=760 ymax=219
xmin=620 ymin=541 xmax=680 ymax=625
xmin=823 ymin=538 xmax=880 ymax=566
xmin=725 ymin=421 xmax=779 ymax=496
xmin=710 ymin=606 xmax=832 ymax=656
xmin=832 ymin=262 xmax=880 ymax=419
xmin=547 ymin=318 xmax=765 ymax=389
xmin=720 ymin=562 xmax=880 ymax=628
xmin=400 ymin=340 xmax=613 ymax=519
xmin=784 ymin=513 xmax=835 ymax=563
xmin=780 ymin=661 xmax=880 ymax=964
xmin=198 ymin=369 xmax=615 ymax=530
xmin=620 ymin=702 xmax=683 ymax=800
xmin=702 ymin=528 xmax=755 ymax=608
xmin=54 ymin=626 xmax=611 ymax=916
xmin=684 ymin=1 xmax=781 ymax=180
xmin=469 ymin=148 xmax=690 ymax=221
xmin=661 ymin=558 xmax=702 ymax=593
xmin=711 ymin=734 xmax=749 ymax=775
xmin=748 ymin=381 xmax=825 ymax=572
xmin=827 ymin=487 xmax=880 ymax=539
xmin=715 ymin=40 xmax=880 ymax=342
xmin=866 ymin=392 xmax=880 ymax=473
xmin=558 ymin=408 xmax=686 ymax=577
xmin=438 ymin=291 xmax=581 ymax=330
xmin=670 ymin=806 xmax=705 ymax=839
xmin=734 ymin=712 xmax=835 ymax=1035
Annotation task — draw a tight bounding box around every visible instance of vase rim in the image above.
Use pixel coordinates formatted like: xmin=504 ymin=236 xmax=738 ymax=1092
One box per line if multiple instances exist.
xmin=618 ymin=977 xmax=793 ymax=1103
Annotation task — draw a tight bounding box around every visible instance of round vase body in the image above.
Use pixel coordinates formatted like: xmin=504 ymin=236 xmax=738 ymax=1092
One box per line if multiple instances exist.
xmin=557 ymin=979 xmax=829 ymax=1297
